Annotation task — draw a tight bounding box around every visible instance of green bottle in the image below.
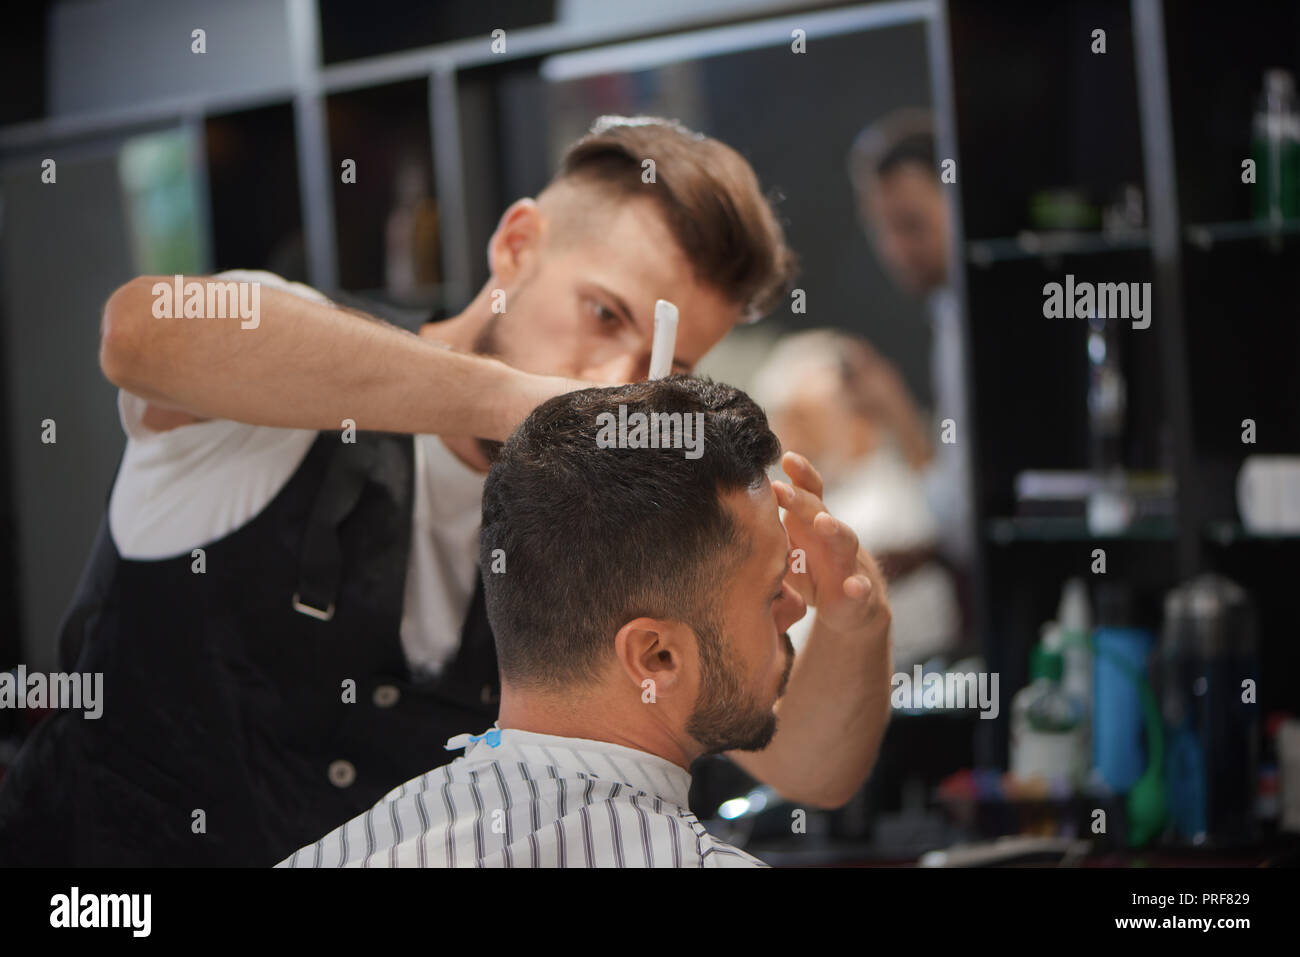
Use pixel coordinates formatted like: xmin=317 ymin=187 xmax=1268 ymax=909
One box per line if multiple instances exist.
xmin=1252 ymin=69 xmax=1300 ymax=223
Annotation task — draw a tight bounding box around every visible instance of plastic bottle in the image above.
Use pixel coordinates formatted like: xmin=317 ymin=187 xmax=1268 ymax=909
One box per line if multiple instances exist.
xmin=1058 ymin=579 xmax=1093 ymax=763
xmin=1085 ymin=300 xmax=1131 ymax=534
xmin=1092 ymin=584 xmax=1156 ymax=792
xmin=1252 ymin=69 xmax=1300 ymax=223
xmin=1010 ymin=623 xmax=1088 ymax=789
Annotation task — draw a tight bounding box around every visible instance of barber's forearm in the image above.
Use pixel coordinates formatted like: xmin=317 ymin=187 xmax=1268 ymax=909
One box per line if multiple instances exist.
xmin=729 ymin=616 xmax=892 ymax=809
xmin=100 ymin=275 xmax=567 ymax=440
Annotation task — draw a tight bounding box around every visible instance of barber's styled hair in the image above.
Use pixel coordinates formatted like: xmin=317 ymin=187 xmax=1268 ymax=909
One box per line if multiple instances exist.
xmin=480 ymin=375 xmax=781 ymax=690
xmin=846 ymin=107 xmax=937 ymax=201
xmin=550 ymin=115 xmax=798 ymax=322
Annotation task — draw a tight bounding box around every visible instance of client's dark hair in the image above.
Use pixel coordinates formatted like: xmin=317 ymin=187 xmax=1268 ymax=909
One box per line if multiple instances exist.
xmin=480 ymin=375 xmax=781 ymax=690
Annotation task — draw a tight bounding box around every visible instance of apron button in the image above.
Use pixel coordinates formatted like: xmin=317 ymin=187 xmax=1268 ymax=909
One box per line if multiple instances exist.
xmin=373 ymin=684 xmax=401 ymax=708
xmin=328 ymin=759 xmax=356 ymax=788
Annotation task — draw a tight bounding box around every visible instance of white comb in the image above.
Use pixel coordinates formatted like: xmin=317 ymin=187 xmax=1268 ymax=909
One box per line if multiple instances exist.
xmin=649 ymin=299 xmax=679 ymax=379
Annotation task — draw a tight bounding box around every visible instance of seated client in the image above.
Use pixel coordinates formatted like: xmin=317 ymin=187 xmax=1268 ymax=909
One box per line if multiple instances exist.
xmin=279 ymin=375 xmax=875 ymax=868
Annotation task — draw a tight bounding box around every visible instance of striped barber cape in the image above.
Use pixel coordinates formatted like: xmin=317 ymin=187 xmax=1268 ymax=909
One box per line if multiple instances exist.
xmin=276 ymin=726 xmax=767 ymax=868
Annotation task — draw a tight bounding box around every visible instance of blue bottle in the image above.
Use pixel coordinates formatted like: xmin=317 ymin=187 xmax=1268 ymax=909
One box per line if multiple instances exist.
xmin=1092 ymin=586 xmax=1155 ymax=791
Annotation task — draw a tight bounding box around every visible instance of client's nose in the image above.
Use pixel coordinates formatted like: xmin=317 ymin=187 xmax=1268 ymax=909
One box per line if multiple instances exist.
xmin=776 ymin=583 xmax=807 ymax=633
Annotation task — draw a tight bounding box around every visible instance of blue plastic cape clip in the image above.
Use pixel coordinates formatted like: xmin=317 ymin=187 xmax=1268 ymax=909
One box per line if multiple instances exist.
xmin=444 ymin=728 xmax=503 ymax=751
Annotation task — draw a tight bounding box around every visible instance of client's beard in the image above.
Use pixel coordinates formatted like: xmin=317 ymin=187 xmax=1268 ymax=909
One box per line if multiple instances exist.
xmin=686 ymin=622 xmax=795 ymax=755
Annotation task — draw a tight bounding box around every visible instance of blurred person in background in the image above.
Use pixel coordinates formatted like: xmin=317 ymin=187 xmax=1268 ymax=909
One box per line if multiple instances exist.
xmin=751 ymin=329 xmax=959 ymax=669
xmin=848 ymin=109 xmax=974 ymax=567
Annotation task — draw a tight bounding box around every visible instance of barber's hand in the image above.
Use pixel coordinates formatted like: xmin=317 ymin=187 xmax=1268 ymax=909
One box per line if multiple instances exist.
xmin=501 ymin=368 xmax=599 ymax=439
xmin=772 ymin=451 xmax=890 ymax=639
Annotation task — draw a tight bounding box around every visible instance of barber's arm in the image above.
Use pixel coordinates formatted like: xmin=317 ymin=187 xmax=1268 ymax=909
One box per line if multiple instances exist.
xmin=727 ymin=452 xmax=893 ymax=809
xmin=99 ymin=274 xmax=582 ymax=440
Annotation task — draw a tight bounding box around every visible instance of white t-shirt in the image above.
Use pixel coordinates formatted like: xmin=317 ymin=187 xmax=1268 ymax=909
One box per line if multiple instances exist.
xmin=106 ymin=271 xmax=487 ymax=677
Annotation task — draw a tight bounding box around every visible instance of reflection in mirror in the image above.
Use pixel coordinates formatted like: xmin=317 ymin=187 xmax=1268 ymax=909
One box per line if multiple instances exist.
xmin=542 ymin=21 xmax=977 ymax=659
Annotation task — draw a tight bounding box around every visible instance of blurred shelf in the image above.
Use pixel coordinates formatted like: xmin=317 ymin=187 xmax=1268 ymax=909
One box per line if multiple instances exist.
xmin=1185 ymin=219 xmax=1300 ymax=251
xmin=967 ymin=230 xmax=1150 ymax=266
xmin=987 ymin=515 xmax=1175 ymax=544
xmin=1205 ymin=520 xmax=1300 ymax=546
xmin=990 ymin=516 xmax=1300 ymax=547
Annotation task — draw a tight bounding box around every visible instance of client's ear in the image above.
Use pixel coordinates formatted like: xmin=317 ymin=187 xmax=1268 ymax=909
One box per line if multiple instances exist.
xmin=613 ymin=617 xmax=691 ymax=702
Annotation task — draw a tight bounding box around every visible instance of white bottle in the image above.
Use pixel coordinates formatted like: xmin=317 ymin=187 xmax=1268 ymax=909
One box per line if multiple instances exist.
xmin=1010 ymin=623 xmax=1089 ymax=789
xmin=1058 ymin=579 xmax=1093 ymax=730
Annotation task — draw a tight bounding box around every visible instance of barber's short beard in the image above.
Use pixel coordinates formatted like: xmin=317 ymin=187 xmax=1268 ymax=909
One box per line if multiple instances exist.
xmin=686 ymin=621 xmax=795 ymax=755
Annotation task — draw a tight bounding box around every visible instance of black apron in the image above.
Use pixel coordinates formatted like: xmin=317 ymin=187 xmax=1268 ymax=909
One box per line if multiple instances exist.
xmin=0 ymin=430 xmax=500 ymax=866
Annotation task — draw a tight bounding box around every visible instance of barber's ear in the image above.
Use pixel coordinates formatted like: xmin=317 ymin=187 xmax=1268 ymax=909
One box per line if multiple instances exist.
xmin=613 ymin=617 xmax=689 ymax=700
xmin=487 ymin=198 xmax=544 ymax=284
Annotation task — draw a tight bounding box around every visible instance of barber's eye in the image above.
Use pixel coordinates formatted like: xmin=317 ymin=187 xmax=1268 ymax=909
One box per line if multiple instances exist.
xmin=588 ymin=299 xmax=619 ymax=324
